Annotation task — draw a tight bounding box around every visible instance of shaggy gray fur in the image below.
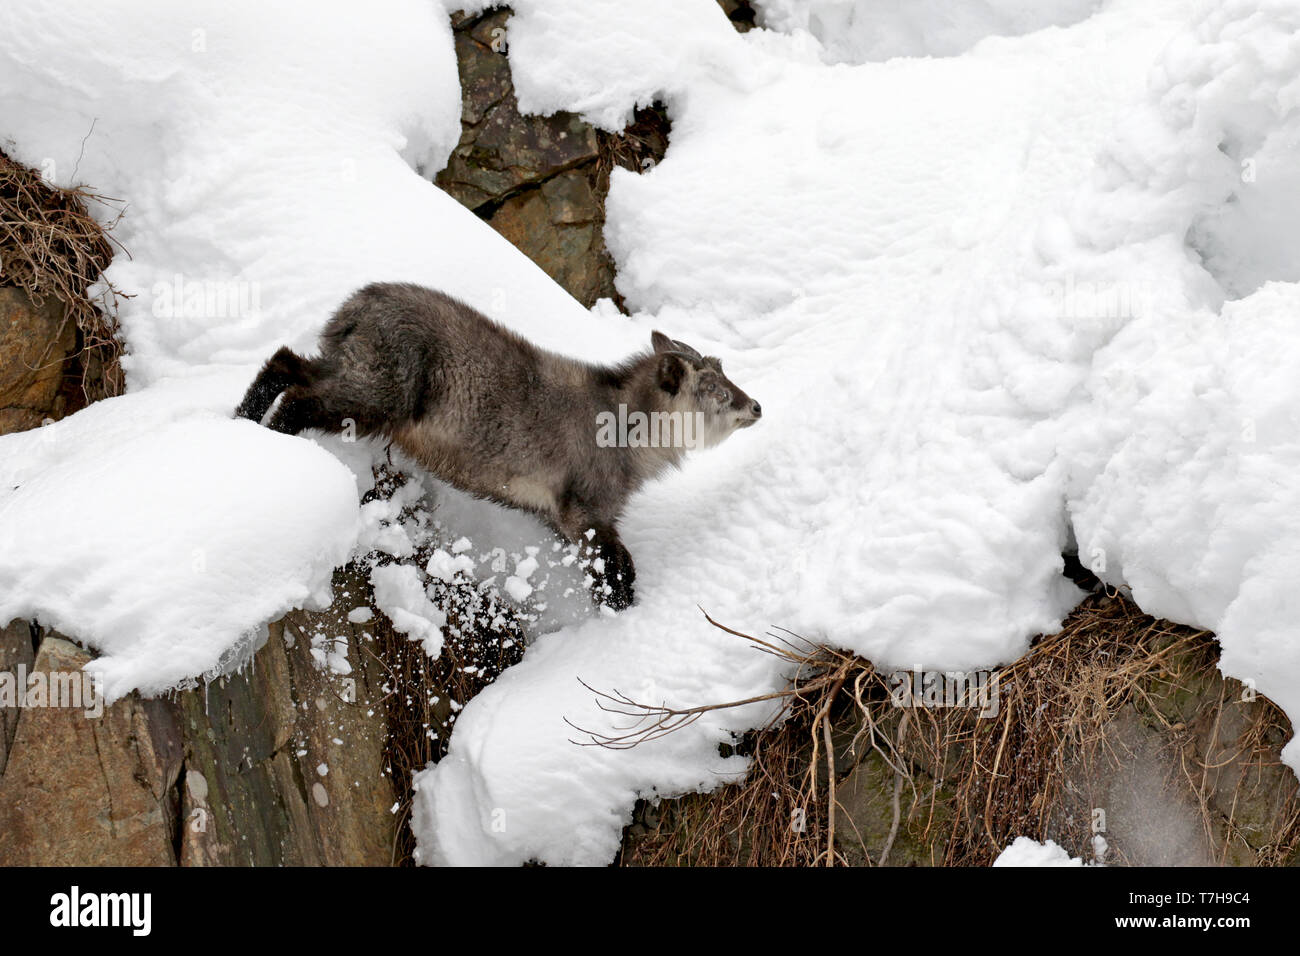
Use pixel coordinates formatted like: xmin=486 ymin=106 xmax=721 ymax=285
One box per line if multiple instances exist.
xmin=236 ymin=282 xmax=760 ymax=609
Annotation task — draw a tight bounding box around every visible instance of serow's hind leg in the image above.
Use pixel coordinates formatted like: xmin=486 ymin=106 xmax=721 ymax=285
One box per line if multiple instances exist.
xmin=235 ymin=346 xmax=314 ymax=423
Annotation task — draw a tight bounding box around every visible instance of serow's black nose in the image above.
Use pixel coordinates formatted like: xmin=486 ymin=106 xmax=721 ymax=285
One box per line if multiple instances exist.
xmin=750 ymin=401 xmax=762 ymax=418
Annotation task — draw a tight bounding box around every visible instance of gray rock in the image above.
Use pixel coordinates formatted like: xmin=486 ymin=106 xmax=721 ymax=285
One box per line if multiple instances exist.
xmin=0 ymin=286 xmax=75 ymax=435
xmin=488 ymin=170 xmax=618 ymax=307
xmin=437 ymin=11 xmax=599 ymax=212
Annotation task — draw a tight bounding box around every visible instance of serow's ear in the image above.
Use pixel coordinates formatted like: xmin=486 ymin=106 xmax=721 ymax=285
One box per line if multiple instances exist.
xmin=651 ymin=330 xmax=674 ymax=354
xmin=672 ymin=339 xmax=703 ymax=361
xmin=657 ymin=353 xmax=685 ymax=395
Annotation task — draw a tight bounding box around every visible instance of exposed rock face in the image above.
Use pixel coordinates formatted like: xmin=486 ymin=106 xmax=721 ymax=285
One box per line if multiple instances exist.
xmin=0 ymin=636 xmax=183 ymax=866
xmin=0 ymin=620 xmax=35 ymax=777
xmin=176 ymin=569 xmax=399 ymax=867
xmin=717 ymin=0 xmax=758 ymax=32
xmin=1073 ymin=640 xmax=1299 ymax=867
xmin=0 ymin=570 xmax=403 ymax=867
xmin=439 ymin=11 xmax=599 ymax=210
xmin=488 ymin=170 xmax=611 ymax=307
xmin=0 ymin=286 xmax=75 ymax=435
xmin=435 ymin=8 xmax=668 ymax=308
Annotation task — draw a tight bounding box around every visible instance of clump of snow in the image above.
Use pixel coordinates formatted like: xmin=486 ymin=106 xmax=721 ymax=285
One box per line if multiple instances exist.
xmin=1092 ymin=833 xmax=1108 ymax=864
xmin=358 ymin=477 xmax=432 ymax=559
xmin=309 ymin=627 xmax=354 ymax=676
xmin=993 ymin=836 xmax=1085 ymax=867
xmin=352 ymin=465 xmax=600 ymax=661
xmin=355 ymin=472 xmax=592 ymax=663
xmin=413 ymin=476 xmax=597 ymax=632
xmin=370 ymin=564 xmax=448 ymax=659
xmin=503 ymin=549 xmax=541 ymax=603
xmin=425 ymin=549 xmax=477 ymax=585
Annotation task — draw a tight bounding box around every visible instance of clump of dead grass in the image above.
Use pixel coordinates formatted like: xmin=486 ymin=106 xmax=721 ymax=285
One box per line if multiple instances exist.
xmin=596 ymin=103 xmax=671 ymax=181
xmin=0 ymin=147 xmax=127 ymax=404
xmin=617 ymin=592 xmax=1300 ymax=867
xmin=602 ymin=614 xmax=900 ymax=866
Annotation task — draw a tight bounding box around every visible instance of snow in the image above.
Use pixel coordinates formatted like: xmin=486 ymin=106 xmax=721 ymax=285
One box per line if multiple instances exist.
xmin=503 ymin=550 xmax=541 ymax=602
xmin=0 ymin=376 xmax=358 ymax=701
xmin=1092 ymin=833 xmax=1108 ymax=863
xmin=993 ymin=836 xmax=1085 ymax=867
xmin=752 ymin=0 xmax=1100 ymax=64
xmin=1 ymin=0 xmax=1299 ymax=869
xmin=370 ymin=563 xmax=448 ymax=659
xmin=414 ymin=0 xmax=1300 ymax=866
xmin=1057 ymin=1 xmax=1300 ymax=774
xmin=425 ymin=549 xmax=476 ymax=585
xmin=307 ymin=622 xmax=355 ymax=674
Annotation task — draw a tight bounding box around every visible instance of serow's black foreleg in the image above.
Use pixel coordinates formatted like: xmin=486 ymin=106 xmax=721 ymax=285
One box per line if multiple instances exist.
xmin=582 ymin=523 xmax=636 ymax=611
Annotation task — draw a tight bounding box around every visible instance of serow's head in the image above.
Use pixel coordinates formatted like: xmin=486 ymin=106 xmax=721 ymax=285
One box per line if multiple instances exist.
xmin=651 ymin=330 xmax=761 ymax=448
